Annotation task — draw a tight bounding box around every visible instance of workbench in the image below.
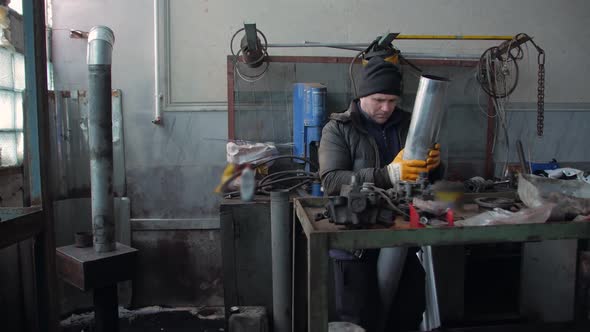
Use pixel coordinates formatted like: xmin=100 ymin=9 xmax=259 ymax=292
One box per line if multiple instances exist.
xmin=292 ymin=196 xmax=590 ymax=332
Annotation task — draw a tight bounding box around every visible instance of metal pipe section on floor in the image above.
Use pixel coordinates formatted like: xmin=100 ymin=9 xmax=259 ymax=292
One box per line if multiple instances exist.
xmin=87 ymin=26 xmax=116 ymax=253
xmin=403 ymin=75 xmax=450 ymax=161
xmin=421 ymin=246 xmax=441 ymax=331
xmin=271 ymin=190 xmax=292 ymax=332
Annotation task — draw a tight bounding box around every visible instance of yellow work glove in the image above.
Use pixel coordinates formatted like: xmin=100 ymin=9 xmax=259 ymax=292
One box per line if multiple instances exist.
xmin=386 ymin=144 xmax=441 ymax=182
xmin=426 ymin=143 xmax=441 ymax=172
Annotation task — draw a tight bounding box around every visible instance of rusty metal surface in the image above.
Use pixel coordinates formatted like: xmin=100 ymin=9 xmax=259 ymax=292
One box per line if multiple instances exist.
xmin=0 ymin=209 xmax=43 ymax=249
xmin=220 ymin=201 xmax=274 ymax=323
xmin=295 ymin=197 xmax=590 ymax=247
xmin=88 ymin=61 xmax=116 ymax=253
xmin=131 ymin=230 xmax=223 ymax=307
xmin=295 ymin=197 xmax=590 ymax=330
xmin=0 ymin=206 xmax=42 ymax=221
xmin=56 ymin=243 xmax=137 ymax=291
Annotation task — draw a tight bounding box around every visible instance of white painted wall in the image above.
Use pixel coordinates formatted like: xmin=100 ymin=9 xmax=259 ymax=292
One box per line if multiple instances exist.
xmin=165 ymin=0 xmax=590 ymax=105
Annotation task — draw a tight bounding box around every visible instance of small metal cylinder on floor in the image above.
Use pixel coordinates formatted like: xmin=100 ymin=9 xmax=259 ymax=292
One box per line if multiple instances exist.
xmin=270 ymin=190 xmax=292 ymax=332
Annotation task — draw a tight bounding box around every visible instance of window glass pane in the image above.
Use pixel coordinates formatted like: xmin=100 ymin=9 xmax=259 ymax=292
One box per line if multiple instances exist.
xmin=0 ymin=132 xmax=18 ymax=166
xmin=15 ymin=91 xmax=22 ymax=129
xmin=16 ymin=131 xmax=23 ymax=164
xmin=0 ymin=48 xmax=14 ymax=89
xmin=14 ymin=52 xmax=25 ymax=91
xmin=0 ymin=90 xmax=15 ymax=129
xmin=8 ymin=0 xmax=23 ymax=15
xmin=47 ymin=61 xmax=53 ymax=90
xmin=1 ymin=0 xmax=26 ymax=167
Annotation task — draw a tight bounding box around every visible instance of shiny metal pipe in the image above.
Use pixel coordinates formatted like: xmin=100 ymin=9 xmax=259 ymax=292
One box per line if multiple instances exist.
xmin=404 ymin=75 xmax=450 ymax=161
xmin=421 ymin=246 xmax=441 ymax=331
xmin=152 ymin=0 xmax=163 ymax=124
xmin=88 ymin=26 xmax=116 ymax=253
xmin=87 ymin=26 xmax=114 ymax=65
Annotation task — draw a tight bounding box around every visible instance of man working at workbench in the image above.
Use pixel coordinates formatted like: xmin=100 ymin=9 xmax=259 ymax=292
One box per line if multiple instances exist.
xmin=318 ymin=57 xmax=442 ymax=331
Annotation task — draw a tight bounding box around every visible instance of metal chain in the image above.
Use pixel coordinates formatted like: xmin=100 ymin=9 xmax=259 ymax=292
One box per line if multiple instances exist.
xmin=537 ymin=51 xmax=545 ymax=136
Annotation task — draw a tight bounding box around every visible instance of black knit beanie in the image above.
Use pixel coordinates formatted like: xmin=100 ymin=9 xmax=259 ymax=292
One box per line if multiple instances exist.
xmin=357 ymin=57 xmax=402 ymax=98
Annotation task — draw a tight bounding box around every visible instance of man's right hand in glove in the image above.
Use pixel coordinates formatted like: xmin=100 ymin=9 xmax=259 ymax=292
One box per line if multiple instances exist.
xmin=386 ymin=149 xmax=428 ymax=183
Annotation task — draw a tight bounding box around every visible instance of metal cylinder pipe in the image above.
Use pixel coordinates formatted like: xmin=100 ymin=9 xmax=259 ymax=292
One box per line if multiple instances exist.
xmin=153 ymin=0 xmax=163 ymax=124
xmin=421 ymin=246 xmax=441 ymax=330
xmin=87 ymin=26 xmax=114 ymax=65
xmin=270 ymin=190 xmax=292 ymax=332
xmin=403 ymin=75 xmax=450 ymax=161
xmin=87 ymin=26 xmax=115 ymax=253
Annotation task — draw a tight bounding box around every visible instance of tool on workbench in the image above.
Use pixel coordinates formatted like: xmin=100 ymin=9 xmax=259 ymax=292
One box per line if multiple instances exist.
xmin=464 ymin=176 xmax=511 ymax=193
xmin=326 ymin=177 xmax=405 ymax=228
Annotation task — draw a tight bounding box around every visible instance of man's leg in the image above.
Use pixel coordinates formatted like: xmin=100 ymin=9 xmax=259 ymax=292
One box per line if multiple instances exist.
xmin=386 ymin=250 xmax=426 ymax=331
xmin=332 ymin=251 xmax=379 ymax=332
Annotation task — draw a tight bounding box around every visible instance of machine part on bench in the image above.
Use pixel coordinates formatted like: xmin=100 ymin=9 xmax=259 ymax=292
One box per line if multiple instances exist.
xmin=474 ymin=196 xmax=516 ymax=209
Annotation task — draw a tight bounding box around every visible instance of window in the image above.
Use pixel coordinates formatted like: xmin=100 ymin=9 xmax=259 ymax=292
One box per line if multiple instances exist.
xmin=1 ymin=0 xmax=52 ymax=167
xmin=0 ymin=47 xmax=24 ymax=167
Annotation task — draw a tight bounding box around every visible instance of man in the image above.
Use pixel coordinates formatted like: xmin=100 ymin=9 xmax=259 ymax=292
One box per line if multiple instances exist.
xmin=318 ymin=57 xmax=441 ymax=331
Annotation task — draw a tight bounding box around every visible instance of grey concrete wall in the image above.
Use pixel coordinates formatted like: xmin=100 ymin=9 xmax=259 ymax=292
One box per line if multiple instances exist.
xmin=51 ymin=0 xmax=227 ymax=308
xmin=51 ymin=2 xmax=228 ymax=220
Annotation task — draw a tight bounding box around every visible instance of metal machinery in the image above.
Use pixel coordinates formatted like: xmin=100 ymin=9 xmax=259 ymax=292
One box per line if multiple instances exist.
xmin=293 ymin=83 xmax=327 ymax=196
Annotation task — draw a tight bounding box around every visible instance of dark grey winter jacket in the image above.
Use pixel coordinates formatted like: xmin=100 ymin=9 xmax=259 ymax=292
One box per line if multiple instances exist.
xmin=318 ymin=101 xmax=411 ymax=196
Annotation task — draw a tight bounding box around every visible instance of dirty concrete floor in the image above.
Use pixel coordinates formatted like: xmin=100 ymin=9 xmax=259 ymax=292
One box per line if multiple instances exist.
xmin=61 ymin=306 xmax=225 ymax=332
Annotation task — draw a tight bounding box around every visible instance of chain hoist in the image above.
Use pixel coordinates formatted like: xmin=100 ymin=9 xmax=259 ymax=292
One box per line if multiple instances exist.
xmin=477 ymin=33 xmax=546 ymax=136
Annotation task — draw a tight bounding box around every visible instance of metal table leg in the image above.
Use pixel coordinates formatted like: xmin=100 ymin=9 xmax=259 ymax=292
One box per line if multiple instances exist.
xmin=308 ymin=233 xmax=329 ymax=332
xmin=94 ymin=285 xmax=119 ymax=332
